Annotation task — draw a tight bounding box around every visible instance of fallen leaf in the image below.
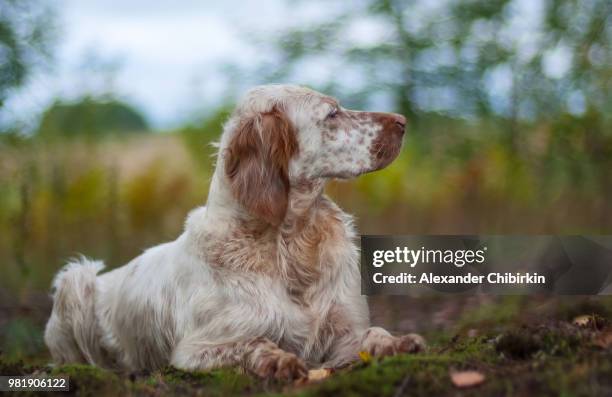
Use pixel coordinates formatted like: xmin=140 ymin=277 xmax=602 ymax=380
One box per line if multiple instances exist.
xmin=573 ymin=315 xmax=593 ymax=327
xmin=450 ymin=370 xmax=486 ymax=388
xmin=307 ymin=368 xmax=332 ymax=382
xmin=358 ymin=351 xmax=372 ymax=364
xmin=593 ymin=329 xmax=612 ymax=349
xmin=573 ymin=314 xmax=607 ymax=330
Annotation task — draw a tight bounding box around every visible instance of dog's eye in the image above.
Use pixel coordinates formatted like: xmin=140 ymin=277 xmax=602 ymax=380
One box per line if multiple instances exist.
xmin=327 ymin=108 xmax=339 ymax=119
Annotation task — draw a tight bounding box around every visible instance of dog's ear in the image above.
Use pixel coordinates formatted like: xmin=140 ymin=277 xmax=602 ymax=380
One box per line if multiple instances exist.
xmin=224 ymin=106 xmax=298 ymax=225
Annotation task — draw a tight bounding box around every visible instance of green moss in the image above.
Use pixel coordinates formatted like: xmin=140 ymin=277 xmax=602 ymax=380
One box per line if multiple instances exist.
xmin=285 ymin=356 xmax=453 ymax=397
xmin=50 ymin=364 xmax=123 ymax=397
xmin=0 ymin=359 xmax=42 ymax=376
xmin=1 ymin=342 xmax=611 ymax=397
xmin=496 ymin=323 xmax=589 ymax=361
xmin=159 ymin=366 xmax=261 ymax=396
xmin=457 ymin=296 xmax=525 ymax=330
xmin=449 ymin=336 xmax=498 ymax=364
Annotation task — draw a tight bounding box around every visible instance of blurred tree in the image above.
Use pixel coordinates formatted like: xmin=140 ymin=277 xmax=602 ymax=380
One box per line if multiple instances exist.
xmin=0 ymin=0 xmax=56 ymax=108
xmin=260 ymin=0 xmax=610 ymax=129
xmin=247 ymin=0 xmax=611 ymax=228
xmin=180 ymin=105 xmax=232 ymax=169
xmin=36 ymin=97 xmax=149 ymax=138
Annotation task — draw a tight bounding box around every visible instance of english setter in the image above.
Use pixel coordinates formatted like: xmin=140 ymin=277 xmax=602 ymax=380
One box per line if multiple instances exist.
xmin=45 ymin=85 xmax=424 ymax=379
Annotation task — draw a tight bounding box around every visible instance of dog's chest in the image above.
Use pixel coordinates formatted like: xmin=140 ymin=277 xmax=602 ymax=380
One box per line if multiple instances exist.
xmin=272 ymin=252 xmax=359 ymax=360
xmin=282 ymin=208 xmax=356 ymax=297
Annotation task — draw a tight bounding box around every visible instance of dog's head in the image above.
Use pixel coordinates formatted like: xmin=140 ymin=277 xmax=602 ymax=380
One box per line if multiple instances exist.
xmin=220 ymin=84 xmax=406 ymax=225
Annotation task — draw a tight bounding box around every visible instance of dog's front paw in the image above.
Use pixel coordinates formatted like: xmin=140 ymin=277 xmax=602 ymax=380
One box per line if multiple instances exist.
xmin=252 ymin=349 xmax=308 ymax=381
xmin=361 ymin=327 xmax=426 ymax=358
xmin=396 ymin=333 xmax=426 ymax=353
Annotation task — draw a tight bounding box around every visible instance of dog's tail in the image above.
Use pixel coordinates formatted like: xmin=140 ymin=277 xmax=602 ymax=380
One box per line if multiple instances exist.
xmin=44 ymin=257 xmax=105 ymax=366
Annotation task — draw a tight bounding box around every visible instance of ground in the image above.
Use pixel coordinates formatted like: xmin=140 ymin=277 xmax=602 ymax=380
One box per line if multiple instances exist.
xmin=1 ymin=296 xmax=612 ymax=396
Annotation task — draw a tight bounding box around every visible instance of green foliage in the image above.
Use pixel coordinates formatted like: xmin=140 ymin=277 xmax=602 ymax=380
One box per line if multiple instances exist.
xmin=0 ymin=135 xmax=202 ymax=292
xmin=180 ymin=105 xmax=232 ymax=169
xmin=36 ymin=97 xmax=149 ymax=139
xmin=0 ymin=317 xmax=44 ymax=360
xmin=0 ymin=0 xmax=56 ymax=109
xmin=0 ymin=103 xmax=610 ymax=298
xmin=263 ymin=0 xmax=610 ymax=122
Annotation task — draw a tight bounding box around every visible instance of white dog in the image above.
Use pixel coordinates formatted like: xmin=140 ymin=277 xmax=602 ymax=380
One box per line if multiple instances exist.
xmin=44 ymin=85 xmax=424 ymax=379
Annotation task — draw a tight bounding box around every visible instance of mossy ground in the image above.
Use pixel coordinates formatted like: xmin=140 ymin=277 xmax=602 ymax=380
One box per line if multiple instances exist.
xmin=2 ymin=297 xmax=611 ymax=396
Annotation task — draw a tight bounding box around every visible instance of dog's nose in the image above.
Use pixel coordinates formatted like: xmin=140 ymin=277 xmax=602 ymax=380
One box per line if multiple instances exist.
xmin=391 ymin=113 xmax=407 ymax=131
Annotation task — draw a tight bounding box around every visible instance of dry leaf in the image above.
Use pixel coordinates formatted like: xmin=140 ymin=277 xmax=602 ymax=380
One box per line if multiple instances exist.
xmin=573 ymin=315 xmax=592 ymax=327
xmin=307 ymin=368 xmax=331 ymax=382
xmin=358 ymin=351 xmax=372 ymax=364
xmin=450 ymin=370 xmax=486 ymax=388
xmin=593 ymin=329 xmax=612 ymax=349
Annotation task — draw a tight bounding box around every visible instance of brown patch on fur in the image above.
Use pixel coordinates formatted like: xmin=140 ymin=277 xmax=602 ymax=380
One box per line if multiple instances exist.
xmin=281 ymin=195 xmax=346 ymax=302
xmin=319 ymin=97 xmax=339 ymax=108
xmin=225 ymin=106 xmax=298 ymax=225
xmin=196 ymin=341 xmax=241 ymax=367
xmin=203 ymin=187 xmax=347 ymax=305
xmin=369 ymin=112 xmax=405 ymax=171
xmin=203 ymin=220 xmax=276 ymax=273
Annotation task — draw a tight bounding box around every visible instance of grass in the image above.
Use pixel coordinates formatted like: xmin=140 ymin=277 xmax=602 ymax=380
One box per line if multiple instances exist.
xmin=1 ymin=297 xmax=611 ymax=396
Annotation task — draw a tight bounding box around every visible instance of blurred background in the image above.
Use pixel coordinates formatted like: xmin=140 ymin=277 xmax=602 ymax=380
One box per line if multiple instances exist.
xmin=0 ymin=0 xmax=610 ymax=362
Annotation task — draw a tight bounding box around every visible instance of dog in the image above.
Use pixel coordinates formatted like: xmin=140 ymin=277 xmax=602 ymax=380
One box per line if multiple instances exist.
xmin=44 ymin=84 xmax=424 ymax=379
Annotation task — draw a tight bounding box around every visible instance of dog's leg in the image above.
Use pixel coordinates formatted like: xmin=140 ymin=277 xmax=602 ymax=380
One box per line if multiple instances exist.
xmin=359 ymin=327 xmax=425 ymax=357
xmin=324 ymin=327 xmax=425 ymax=367
xmin=171 ymin=336 xmax=307 ymax=380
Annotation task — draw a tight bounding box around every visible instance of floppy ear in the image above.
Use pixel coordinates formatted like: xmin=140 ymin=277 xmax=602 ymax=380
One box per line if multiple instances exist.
xmin=224 ymin=107 xmax=298 ymax=225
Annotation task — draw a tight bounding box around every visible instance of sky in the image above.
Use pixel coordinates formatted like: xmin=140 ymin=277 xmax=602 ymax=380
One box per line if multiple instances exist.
xmin=5 ymin=0 xmax=334 ymax=130
xmin=3 ymin=0 xmax=569 ymax=131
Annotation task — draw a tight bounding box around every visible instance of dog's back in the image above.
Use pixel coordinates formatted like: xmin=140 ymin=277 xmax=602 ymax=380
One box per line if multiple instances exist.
xmin=45 ymin=241 xmax=193 ymax=370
